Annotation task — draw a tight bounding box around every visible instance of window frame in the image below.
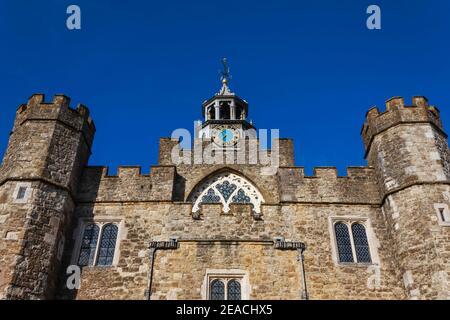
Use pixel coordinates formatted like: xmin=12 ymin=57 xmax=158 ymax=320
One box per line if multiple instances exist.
xmin=208 ymin=278 xmax=242 ymax=300
xmin=329 ymin=217 xmax=378 ymax=267
xmin=202 ymin=269 xmax=250 ymax=300
xmin=72 ymin=218 xmax=123 ymax=267
xmin=12 ymin=182 xmax=32 ymax=204
xmin=433 ymin=203 xmax=450 ymax=227
xmin=95 ymin=223 xmax=119 ymax=267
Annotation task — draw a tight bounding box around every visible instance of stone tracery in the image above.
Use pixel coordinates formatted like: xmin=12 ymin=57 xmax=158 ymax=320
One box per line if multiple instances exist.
xmin=189 ymin=172 xmax=264 ymax=214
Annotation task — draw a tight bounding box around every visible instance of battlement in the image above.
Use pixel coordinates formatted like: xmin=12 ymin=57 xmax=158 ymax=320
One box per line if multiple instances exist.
xmin=278 ymin=166 xmax=379 ymax=204
xmin=158 ymin=137 xmax=294 ymax=166
xmin=284 ymin=166 xmax=375 ymax=179
xmin=76 ymin=165 xmax=175 ymax=202
xmin=361 ymin=96 xmax=443 ymax=154
xmin=14 ymin=94 xmax=96 ymax=147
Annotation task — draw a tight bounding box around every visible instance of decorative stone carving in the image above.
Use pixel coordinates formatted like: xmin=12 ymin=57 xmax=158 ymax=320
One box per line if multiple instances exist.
xmin=189 ymin=172 xmax=264 ymax=214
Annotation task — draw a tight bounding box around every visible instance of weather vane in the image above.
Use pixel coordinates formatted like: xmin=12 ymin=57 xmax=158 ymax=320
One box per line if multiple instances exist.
xmin=220 ymin=58 xmax=232 ymax=84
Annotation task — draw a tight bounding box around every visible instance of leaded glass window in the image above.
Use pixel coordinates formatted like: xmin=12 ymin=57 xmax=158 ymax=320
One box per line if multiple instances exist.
xmin=210 ymin=280 xmax=225 ymax=300
xmin=335 ymin=222 xmax=354 ymax=263
xmin=231 ymin=189 xmax=251 ymax=204
xmin=78 ymin=224 xmax=100 ymax=266
xmin=96 ymin=224 xmax=118 ymax=266
xmin=201 ymin=188 xmax=221 ymax=203
xmin=351 ymin=223 xmax=372 ymax=263
xmin=227 ymin=280 xmax=241 ymax=300
xmin=189 ymin=172 xmax=264 ymax=214
xmin=216 ymin=181 xmax=237 ymax=201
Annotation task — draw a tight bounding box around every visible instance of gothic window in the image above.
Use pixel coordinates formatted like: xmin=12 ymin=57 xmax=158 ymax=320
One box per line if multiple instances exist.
xmin=189 ymin=172 xmax=264 ymax=214
xmin=210 ymin=280 xmax=225 ymax=300
xmin=227 ymin=280 xmax=241 ymax=300
xmin=333 ymin=220 xmax=373 ymax=264
xmin=216 ymin=181 xmax=237 ymax=201
xmin=334 ymin=222 xmax=354 ymax=263
xmin=209 ymin=279 xmax=242 ymax=300
xmin=201 ymin=189 xmax=221 ymax=203
xmin=231 ymin=189 xmax=251 ymax=204
xmin=77 ymin=224 xmax=100 ymax=266
xmin=96 ymin=224 xmax=119 ymax=266
xmin=351 ymin=223 xmax=372 ymax=263
xmin=77 ymin=222 xmax=119 ymax=267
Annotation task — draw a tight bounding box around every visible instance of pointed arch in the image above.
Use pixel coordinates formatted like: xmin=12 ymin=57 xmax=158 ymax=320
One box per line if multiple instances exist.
xmin=188 ymin=170 xmax=265 ymax=214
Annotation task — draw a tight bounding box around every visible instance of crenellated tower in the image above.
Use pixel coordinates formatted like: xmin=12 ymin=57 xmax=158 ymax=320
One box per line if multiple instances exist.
xmin=362 ymin=96 xmax=450 ymax=299
xmin=0 ymin=94 xmax=95 ymax=299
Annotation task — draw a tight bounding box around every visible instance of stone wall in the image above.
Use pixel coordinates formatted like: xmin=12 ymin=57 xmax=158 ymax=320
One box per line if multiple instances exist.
xmin=1 ymin=94 xmax=449 ymax=300
xmin=363 ymin=96 xmax=450 ymax=300
xmin=58 ymin=199 xmax=403 ymax=300
xmin=0 ymin=94 xmax=94 ymax=299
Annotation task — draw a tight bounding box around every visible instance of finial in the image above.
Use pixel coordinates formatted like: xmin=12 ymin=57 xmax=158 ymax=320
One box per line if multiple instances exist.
xmin=217 ymin=58 xmax=234 ymax=96
xmin=220 ymin=58 xmax=232 ymax=85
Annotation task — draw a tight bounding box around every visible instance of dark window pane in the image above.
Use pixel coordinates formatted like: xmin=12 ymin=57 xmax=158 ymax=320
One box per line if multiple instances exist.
xmin=96 ymin=224 xmax=118 ymax=266
xmin=17 ymin=187 xmax=27 ymax=199
xmin=227 ymin=280 xmax=241 ymax=300
xmin=210 ymin=280 xmax=225 ymax=300
xmin=78 ymin=224 xmax=99 ymax=266
xmin=216 ymin=181 xmax=237 ymax=201
xmin=201 ymin=188 xmax=221 ymax=203
xmin=352 ymin=223 xmax=372 ymax=263
xmin=335 ymin=222 xmax=354 ymax=263
xmin=231 ymin=189 xmax=251 ymax=204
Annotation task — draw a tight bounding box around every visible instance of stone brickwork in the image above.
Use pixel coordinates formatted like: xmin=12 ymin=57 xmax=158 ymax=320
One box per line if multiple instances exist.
xmin=1 ymin=94 xmax=449 ymax=300
xmin=363 ymin=96 xmax=450 ymax=300
xmin=0 ymin=94 xmax=94 ymax=299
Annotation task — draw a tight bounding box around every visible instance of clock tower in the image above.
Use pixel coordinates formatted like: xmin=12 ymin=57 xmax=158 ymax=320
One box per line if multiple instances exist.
xmin=198 ymin=59 xmax=256 ymax=148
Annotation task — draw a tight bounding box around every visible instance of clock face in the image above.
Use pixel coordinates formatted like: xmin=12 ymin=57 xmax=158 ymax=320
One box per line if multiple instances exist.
xmin=213 ymin=126 xmax=239 ymax=147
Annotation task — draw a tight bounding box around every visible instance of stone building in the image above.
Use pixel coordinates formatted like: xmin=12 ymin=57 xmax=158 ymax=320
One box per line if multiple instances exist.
xmin=0 ymin=75 xmax=449 ymax=300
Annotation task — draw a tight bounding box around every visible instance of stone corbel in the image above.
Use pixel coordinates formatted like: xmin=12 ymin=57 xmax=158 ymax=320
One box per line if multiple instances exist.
xmin=192 ymin=211 xmax=201 ymax=220
xmin=252 ymin=211 xmax=263 ymax=220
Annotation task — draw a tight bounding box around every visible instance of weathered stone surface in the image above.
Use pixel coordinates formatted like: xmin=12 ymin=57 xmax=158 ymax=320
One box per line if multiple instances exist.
xmin=0 ymin=94 xmax=449 ymax=300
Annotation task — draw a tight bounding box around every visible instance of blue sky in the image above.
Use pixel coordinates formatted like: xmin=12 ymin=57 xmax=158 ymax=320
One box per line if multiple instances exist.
xmin=0 ymin=0 xmax=449 ymax=175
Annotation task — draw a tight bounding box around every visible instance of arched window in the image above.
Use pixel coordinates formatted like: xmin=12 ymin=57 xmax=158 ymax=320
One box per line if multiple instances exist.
xmin=208 ymin=107 xmax=215 ymax=120
xmin=351 ymin=223 xmax=372 ymax=263
xmin=78 ymin=224 xmax=99 ymax=266
xmin=210 ymin=280 xmax=225 ymax=300
xmin=96 ymin=224 xmax=118 ymax=266
xmin=334 ymin=222 xmax=353 ymax=263
xmin=227 ymin=280 xmax=241 ymax=300
xmin=189 ymin=172 xmax=264 ymax=214
xmin=219 ymin=101 xmax=231 ymax=120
